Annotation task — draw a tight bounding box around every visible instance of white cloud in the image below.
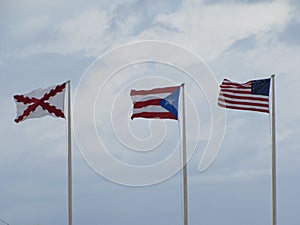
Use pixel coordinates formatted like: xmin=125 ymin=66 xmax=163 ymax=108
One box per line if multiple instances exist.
xmin=135 ymin=1 xmax=291 ymax=60
xmin=0 ymin=0 xmax=138 ymax=58
xmin=27 ymin=8 xmax=111 ymax=56
xmin=6 ymin=0 xmax=292 ymax=60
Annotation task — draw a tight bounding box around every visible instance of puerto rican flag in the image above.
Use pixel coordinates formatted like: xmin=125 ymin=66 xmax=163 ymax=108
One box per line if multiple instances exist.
xmin=130 ymin=85 xmax=181 ymax=120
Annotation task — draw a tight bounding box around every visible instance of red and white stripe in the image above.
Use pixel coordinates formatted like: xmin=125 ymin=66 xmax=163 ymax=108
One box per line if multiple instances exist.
xmin=130 ymin=86 xmax=179 ymax=119
xmin=218 ymin=79 xmax=269 ymax=113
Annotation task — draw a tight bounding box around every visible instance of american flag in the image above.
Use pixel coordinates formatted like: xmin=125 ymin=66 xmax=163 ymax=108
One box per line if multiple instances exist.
xmin=218 ymin=78 xmax=271 ymax=113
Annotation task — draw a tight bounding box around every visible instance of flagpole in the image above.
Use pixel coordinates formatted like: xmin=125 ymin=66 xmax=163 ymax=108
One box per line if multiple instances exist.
xmin=271 ymin=75 xmax=276 ymax=225
xmin=67 ymin=80 xmax=73 ymax=225
xmin=181 ymin=83 xmax=188 ymax=225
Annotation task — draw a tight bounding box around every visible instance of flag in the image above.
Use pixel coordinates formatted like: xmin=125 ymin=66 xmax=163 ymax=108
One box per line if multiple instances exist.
xmin=130 ymin=85 xmax=181 ymax=120
xmin=14 ymin=82 xmax=66 ymax=123
xmin=218 ymin=78 xmax=270 ymax=113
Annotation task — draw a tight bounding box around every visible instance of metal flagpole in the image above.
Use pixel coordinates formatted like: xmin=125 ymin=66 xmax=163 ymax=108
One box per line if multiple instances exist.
xmin=181 ymin=83 xmax=188 ymax=225
xmin=271 ymin=75 xmax=277 ymax=225
xmin=67 ymin=80 xmax=73 ymax=225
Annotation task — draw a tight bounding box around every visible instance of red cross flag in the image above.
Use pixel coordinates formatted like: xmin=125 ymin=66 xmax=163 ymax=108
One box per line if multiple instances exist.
xmin=14 ymin=82 xmax=67 ymax=123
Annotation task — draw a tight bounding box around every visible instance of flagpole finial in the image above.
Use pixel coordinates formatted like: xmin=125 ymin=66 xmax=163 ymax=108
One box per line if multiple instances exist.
xmin=271 ymin=74 xmax=275 ymax=78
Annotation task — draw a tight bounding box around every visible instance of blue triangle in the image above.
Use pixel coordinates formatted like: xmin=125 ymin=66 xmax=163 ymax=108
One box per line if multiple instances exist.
xmin=160 ymin=87 xmax=180 ymax=119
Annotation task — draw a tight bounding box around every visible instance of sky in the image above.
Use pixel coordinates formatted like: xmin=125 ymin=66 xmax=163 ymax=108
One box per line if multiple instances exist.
xmin=0 ymin=0 xmax=300 ymax=225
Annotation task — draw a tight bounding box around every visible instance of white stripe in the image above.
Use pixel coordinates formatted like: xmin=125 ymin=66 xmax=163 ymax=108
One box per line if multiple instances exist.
xmin=132 ymin=105 xmax=169 ymax=114
xmin=219 ymin=102 xmax=269 ymax=111
xmin=219 ymin=96 xmax=269 ymax=105
xmin=218 ymin=98 xmax=269 ymax=108
xmin=131 ymin=93 xmax=169 ymax=102
xmin=222 ymin=80 xmax=251 ymax=86
xmin=219 ymin=91 xmax=269 ymax=100
xmin=220 ymin=87 xmax=251 ymax=92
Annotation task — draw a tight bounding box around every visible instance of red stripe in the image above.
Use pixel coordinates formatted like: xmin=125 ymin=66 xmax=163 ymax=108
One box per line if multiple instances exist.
xmin=218 ymin=102 xmax=269 ymax=113
xmin=218 ymin=97 xmax=269 ymax=108
xmin=220 ymin=89 xmax=251 ymax=94
xmin=222 ymin=79 xmax=252 ymax=87
xmin=39 ymin=83 xmax=66 ymax=102
xmin=133 ymin=99 xmax=161 ymax=109
xmin=39 ymin=102 xmax=65 ymax=119
xmin=14 ymin=95 xmax=39 ymax=104
xmin=14 ymin=101 xmax=41 ymax=123
xmin=220 ymin=85 xmax=251 ymax=89
xmin=131 ymin=112 xmax=176 ymax=120
xmin=219 ymin=92 xmax=269 ymax=102
xmin=130 ymin=86 xmax=179 ymax=96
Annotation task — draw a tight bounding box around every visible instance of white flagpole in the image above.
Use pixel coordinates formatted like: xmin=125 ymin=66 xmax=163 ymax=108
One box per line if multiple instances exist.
xmin=271 ymin=75 xmax=277 ymax=225
xmin=181 ymin=83 xmax=188 ymax=225
xmin=67 ymin=80 xmax=73 ymax=225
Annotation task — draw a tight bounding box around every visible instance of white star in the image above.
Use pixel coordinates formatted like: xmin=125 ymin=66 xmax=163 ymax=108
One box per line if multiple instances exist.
xmin=166 ymin=96 xmax=175 ymax=105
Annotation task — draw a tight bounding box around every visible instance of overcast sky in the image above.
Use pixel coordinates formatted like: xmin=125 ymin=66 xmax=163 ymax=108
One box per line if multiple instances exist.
xmin=1 ymin=0 xmax=300 ymax=225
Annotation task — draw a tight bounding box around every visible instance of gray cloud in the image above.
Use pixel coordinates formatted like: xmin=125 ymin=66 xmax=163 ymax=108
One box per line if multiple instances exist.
xmin=229 ymin=34 xmax=258 ymax=51
xmin=204 ymin=0 xmax=273 ymax=4
xmin=278 ymin=18 xmax=300 ymax=45
xmin=111 ymin=0 xmax=182 ymax=35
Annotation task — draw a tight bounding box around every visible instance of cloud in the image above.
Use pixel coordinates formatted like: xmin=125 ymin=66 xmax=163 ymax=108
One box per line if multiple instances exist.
xmin=25 ymin=8 xmax=110 ymax=56
xmin=2 ymin=0 xmax=182 ymax=58
xmin=288 ymin=0 xmax=300 ymax=20
xmin=2 ymin=0 xmax=291 ymax=61
xmin=278 ymin=18 xmax=300 ymax=45
xmin=0 ymin=0 xmax=135 ymax=58
xmin=204 ymin=0 xmax=273 ymax=4
xmin=130 ymin=1 xmax=290 ymax=60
